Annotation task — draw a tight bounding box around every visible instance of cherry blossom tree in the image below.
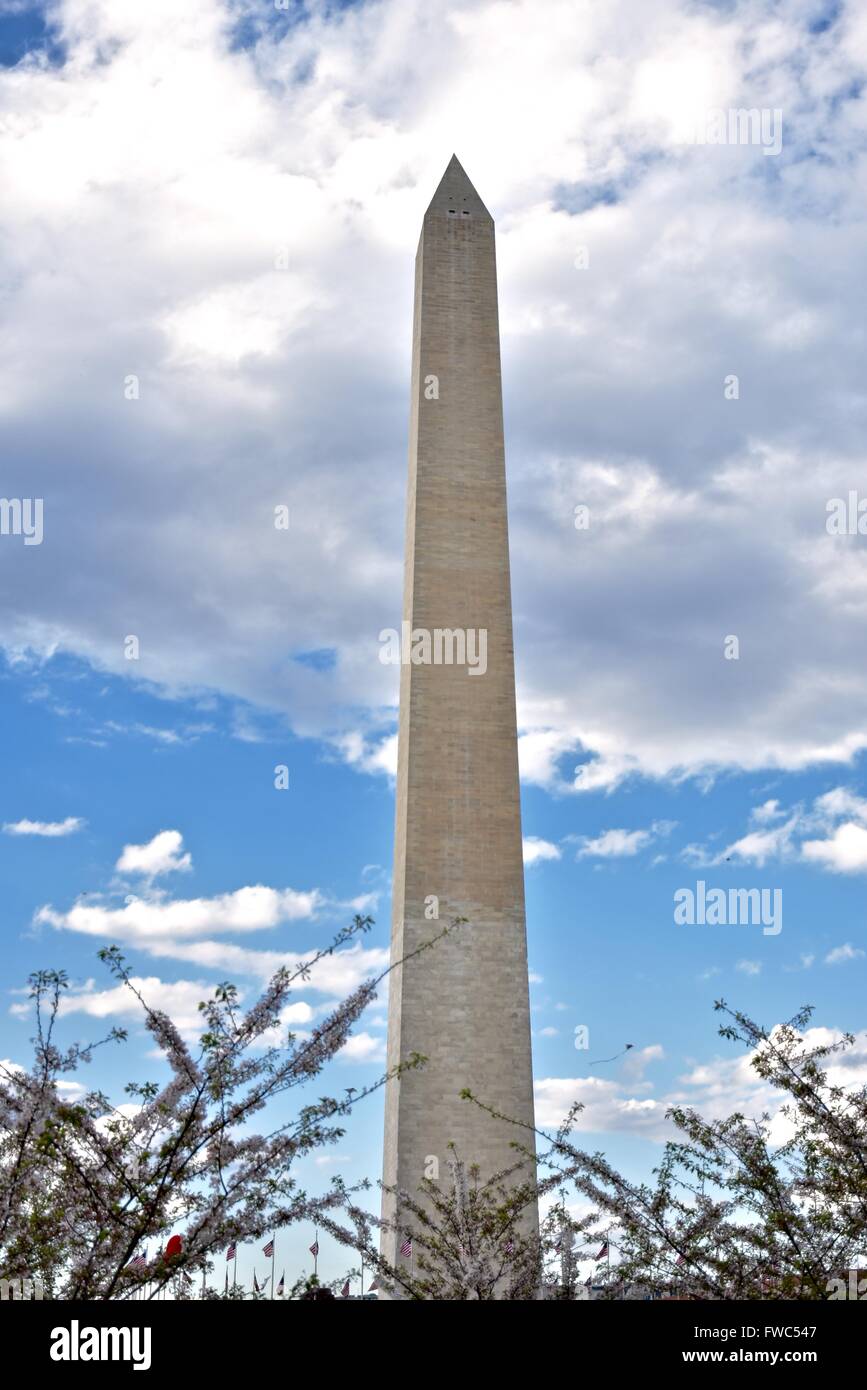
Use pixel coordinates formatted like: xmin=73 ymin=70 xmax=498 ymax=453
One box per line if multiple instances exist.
xmin=322 ymin=1124 xmax=597 ymax=1300
xmin=457 ymin=1002 xmax=867 ymax=1300
xmin=0 ymin=914 xmax=446 ymax=1300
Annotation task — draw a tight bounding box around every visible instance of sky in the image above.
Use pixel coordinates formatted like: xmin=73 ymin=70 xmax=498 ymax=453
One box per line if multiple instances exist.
xmin=1 ymin=0 xmax=866 ymax=1291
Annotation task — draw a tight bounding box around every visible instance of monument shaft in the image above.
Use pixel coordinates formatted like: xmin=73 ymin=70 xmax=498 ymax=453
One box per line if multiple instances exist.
xmin=382 ymin=157 xmax=536 ymax=1272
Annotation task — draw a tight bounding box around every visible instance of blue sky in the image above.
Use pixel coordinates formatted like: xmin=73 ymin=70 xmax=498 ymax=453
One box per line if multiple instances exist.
xmin=1 ymin=0 xmax=867 ymax=1290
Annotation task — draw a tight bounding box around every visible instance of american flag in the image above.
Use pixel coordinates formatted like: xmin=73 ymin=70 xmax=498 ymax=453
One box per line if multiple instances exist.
xmin=340 ymin=1280 xmax=350 ymax=1298
xmin=226 ymin=1244 xmax=236 ymax=1261
xmin=505 ymin=1240 xmax=515 ymax=1253
xmin=253 ymin=1271 xmax=260 ymax=1293
xmin=676 ymin=1254 xmax=686 ymax=1267
xmin=595 ymin=1241 xmax=609 ymax=1261
xmin=128 ymin=1253 xmax=147 ymax=1269
xmin=368 ymin=1276 xmax=379 ymax=1292
xmin=399 ymin=1238 xmax=412 ymax=1258
xmin=277 ymin=1271 xmax=285 ymax=1297
xmin=309 ymin=1239 xmax=319 ymax=1257
xmin=263 ymin=1239 xmax=274 ymax=1258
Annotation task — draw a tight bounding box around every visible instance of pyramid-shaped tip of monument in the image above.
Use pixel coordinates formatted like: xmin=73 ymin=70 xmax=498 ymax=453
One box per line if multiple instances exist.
xmin=424 ymin=154 xmax=492 ymax=221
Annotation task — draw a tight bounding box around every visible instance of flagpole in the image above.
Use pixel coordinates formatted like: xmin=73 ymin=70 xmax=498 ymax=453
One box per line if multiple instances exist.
xmin=360 ymin=1251 xmax=364 ymax=1298
xmin=233 ymin=1248 xmax=237 ymax=1294
xmin=270 ymin=1237 xmax=275 ymax=1300
xmin=314 ymin=1228 xmax=318 ymax=1281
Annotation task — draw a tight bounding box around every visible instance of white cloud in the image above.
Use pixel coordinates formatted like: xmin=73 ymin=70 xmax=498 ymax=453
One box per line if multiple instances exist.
xmin=3 ymin=816 xmax=84 ymax=837
xmin=535 ymin=1075 xmax=667 ymax=1137
xmin=719 ymin=816 xmax=800 ymax=867
xmin=56 ymin=1079 xmax=88 ymax=1100
xmin=536 ymin=1028 xmax=867 ymax=1142
xmin=517 ymin=731 xmax=578 ymax=788
xmin=621 ymin=1043 xmax=664 ymax=1082
xmin=257 ymin=999 xmax=315 ymax=1048
xmin=49 ymin=978 xmax=322 ymax=1047
xmin=575 ymin=821 xmax=673 ymax=859
xmin=345 ymin=891 xmax=380 ymax=913
xmin=104 ymin=722 xmax=189 ymax=746
xmin=824 ymin=943 xmax=866 ymax=966
xmin=802 ymin=823 xmax=867 ymax=874
xmin=576 ymin=827 xmax=651 ymax=858
xmin=813 ymin=788 xmax=867 ymax=824
xmin=37 ymin=883 xmax=322 ymax=943
xmin=687 ymin=789 xmax=867 ymax=874
xmin=783 ymin=952 xmax=815 ymax=973
xmin=116 ymin=829 xmax=192 ymax=878
xmin=334 ymin=732 xmax=398 ymax=779
xmin=736 ymin=959 xmax=762 ymax=976
xmin=523 ymin=836 xmax=561 ymax=866
xmin=56 ymin=976 xmax=224 ymax=1041
xmin=138 ymin=938 xmax=389 ymax=997
xmin=282 ymin=1002 xmax=314 ymax=1025
xmin=338 ymin=1031 xmax=386 ymax=1064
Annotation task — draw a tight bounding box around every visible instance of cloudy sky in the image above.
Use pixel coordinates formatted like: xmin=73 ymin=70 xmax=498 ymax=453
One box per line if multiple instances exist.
xmin=1 ymin=0 xmax=866 ymax=1286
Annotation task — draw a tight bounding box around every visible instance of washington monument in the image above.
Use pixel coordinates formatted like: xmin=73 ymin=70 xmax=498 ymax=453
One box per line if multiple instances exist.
xmin=381 ymin=157 xmax=537 ymax=1281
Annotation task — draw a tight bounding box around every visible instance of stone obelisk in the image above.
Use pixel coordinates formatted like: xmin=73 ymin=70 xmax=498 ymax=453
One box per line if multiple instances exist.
xmin=381 ymin=156 xmax=537 ymax=1281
